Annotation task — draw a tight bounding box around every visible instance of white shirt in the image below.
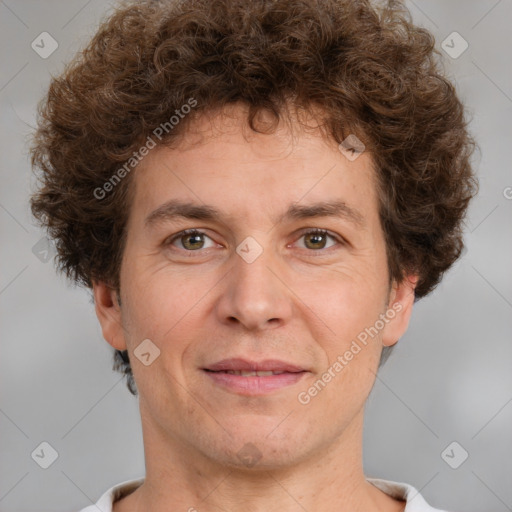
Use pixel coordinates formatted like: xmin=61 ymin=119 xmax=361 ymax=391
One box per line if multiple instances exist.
xmin=78 ymin=477 xmax=450 ymax=511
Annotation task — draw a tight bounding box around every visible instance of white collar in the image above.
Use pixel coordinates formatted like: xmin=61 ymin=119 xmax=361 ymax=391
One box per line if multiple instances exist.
xmin=80 ymin=476 xmax=448 ymax=512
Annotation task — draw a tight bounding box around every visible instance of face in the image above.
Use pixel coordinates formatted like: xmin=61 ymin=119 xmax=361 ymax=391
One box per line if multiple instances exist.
xmin=94 ymin=103 xmax=415 ymax=470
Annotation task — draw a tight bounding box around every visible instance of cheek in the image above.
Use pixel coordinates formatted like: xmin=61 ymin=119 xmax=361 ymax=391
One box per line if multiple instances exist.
xmin=293 ymin=266 xmax=388 ymax=408
xmin=299 ymin=276 xmax=385 ymax=415
xmin=120 ymin=271 xmax=197 ymax=404
xmin=119 ymin=263 xmax=184 ymax=349
xmin=120 ymin=259 xmax=219 ymax=373
xmin=305 ymin=263 xmax=387 ymax=339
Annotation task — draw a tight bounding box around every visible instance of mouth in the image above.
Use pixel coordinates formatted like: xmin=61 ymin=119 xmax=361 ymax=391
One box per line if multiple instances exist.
xmin=202 ymin=358 xmax=308 ymax=395
xmin=205 ymin=369 xmax=294 ymax=376
xmin=204 ymin=357 xmax=306 ymax=373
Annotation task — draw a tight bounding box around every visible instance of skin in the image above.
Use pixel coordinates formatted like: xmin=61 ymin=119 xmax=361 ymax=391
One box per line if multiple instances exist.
xmin=93 ymin=103 xmax=417 ymax=512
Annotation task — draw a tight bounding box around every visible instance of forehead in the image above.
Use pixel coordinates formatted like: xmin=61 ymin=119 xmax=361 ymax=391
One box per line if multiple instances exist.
xmin=128 ymin=103 xmax=379 ymax=230
xmin=155 ymin=103 xmax=368 ymax=166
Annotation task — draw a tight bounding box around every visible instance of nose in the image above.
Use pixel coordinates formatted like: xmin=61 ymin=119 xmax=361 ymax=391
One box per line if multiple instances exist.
xmin=214 ymin=240 xmax=293 ymax=331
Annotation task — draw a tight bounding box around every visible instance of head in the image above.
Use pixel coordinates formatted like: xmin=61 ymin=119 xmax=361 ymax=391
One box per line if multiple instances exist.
xmin=30 ymin=0 xmax=476 ymax=469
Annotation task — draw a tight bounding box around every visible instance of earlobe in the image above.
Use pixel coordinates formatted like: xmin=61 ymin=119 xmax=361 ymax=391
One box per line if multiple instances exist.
xmin=381 ymin=275 xmax=418 ymax=347
xmin=92 ymin=280 xmax=127 ymax=351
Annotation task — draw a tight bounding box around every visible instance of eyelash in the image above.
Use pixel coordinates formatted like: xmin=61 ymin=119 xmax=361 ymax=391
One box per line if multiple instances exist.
xmin=165 ymin=228 xmax=345 ymax=254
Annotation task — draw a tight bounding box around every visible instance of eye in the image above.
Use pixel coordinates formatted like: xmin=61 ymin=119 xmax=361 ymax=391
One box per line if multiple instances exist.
xmin=294 ymin=229 xmax=341 ymax=251
xmin=167 ymin=229 xmax=216 ymax=251
xmin=165 ymin=228 xmax=343 ymax=253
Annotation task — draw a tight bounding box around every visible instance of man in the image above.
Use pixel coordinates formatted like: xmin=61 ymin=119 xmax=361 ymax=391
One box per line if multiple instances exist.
xmin=29 ymin=0 xmax=477 ymax=510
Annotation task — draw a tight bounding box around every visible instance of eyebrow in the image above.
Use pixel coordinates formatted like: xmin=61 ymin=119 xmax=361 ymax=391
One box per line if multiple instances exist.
xmin=144 ymin=199 xmax=365 ymax=229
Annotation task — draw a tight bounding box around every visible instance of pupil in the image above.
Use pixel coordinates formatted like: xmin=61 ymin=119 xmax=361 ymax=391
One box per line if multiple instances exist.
xmin=184 ymin=234 xmax=203 ymax=249
xmin=307 ymin=233 xmax=325 ymax=249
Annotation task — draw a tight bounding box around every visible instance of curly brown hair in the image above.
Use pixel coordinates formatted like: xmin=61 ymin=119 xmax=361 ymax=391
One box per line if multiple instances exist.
xmin=30 ymin=0 xmax=477 ymax=396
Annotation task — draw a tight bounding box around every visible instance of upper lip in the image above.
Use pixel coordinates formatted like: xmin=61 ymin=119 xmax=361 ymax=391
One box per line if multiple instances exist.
xmin=204 ymin=358 xmax=306 ymax=372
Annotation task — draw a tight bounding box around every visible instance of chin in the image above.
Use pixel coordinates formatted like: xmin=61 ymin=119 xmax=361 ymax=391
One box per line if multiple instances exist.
xmin=201 ymin=423 xmax=314 ymax=471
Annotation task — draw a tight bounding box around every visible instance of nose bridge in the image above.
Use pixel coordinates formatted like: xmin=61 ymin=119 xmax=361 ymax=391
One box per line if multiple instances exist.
xmin=215 ymin=235 xmax=292 ymax=330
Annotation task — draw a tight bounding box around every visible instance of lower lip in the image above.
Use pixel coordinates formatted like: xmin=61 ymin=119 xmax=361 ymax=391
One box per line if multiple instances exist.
xmin=203 ymin=370 xmax=307 ymax=395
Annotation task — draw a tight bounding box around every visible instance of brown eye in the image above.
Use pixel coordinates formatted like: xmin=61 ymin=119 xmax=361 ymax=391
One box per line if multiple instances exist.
xmin=168 ymin=230 xmax=215 ymax=251
xmin=298 ymin=229 xmax=339 ymax=250
xmin=181 ymin=232 xmax=204 ymax=250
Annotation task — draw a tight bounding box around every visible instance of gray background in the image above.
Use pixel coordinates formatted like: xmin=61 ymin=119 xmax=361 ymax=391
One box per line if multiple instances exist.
xmin=1 ymin=1 xmax=511 ymax=511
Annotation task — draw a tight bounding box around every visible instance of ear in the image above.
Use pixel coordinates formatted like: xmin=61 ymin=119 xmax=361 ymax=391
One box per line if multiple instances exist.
xmin=381 ymin=275 xmax=418 ymax=347
xmin=92 ymin=280 xmax=127 ymax=351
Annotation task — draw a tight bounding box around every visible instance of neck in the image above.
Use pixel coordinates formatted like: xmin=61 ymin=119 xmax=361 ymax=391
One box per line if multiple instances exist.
xmin=114 ymin=404 xmax=404 ymax=512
